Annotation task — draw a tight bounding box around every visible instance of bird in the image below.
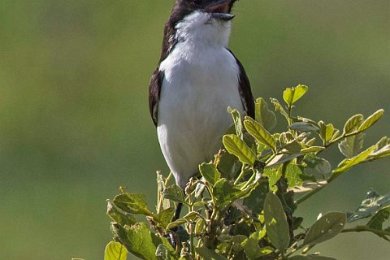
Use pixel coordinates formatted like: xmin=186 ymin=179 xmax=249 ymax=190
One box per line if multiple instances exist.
xmin=149 ymin=0 xmax=254 ymax=196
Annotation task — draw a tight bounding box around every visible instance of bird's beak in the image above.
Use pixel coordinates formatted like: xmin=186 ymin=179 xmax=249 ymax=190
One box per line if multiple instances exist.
xmin=206 ymin=0 xmax=235 ymax=21
xmin=211 ymin=12 xmax=235 ymax=21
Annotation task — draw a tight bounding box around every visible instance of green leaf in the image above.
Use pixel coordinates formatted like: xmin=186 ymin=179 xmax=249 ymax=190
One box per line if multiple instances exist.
xmin=290 ymin=181 xmax=327 ymax=193
xmin=213 ymin=178 xmax=242 ymax=210
xmin=343 ymin=114 xmax=364 ymax=134
xmin=166 ymin=218 xmax=187 ymax=230
xmin=264 ymin=192 xmax=290 ymax=251
xmin=255 ymin=97 xmax=277 ymax=131
xmin=104 ymin=241 xmax=128 ymax=260
xmin=228 ymin=107 xmax=244 ymax=139
xmin=215 ymin=150 xmax=242 ymax=179
xmin=199 ymin=162 xmax=221 ymax=186
xmin=348 ymin=191 xmax=390 ymax=222
xmin=303 ymin=212 xmax=346 ymax=246
xmin=194 ymin=218 xmax=206 ymax=236
xmin=369 ymin=136 xmax=390 ymax=160
xmin=113 ymin=193 xmax=153 ymax=216
xmin=154 ymin=207 xmax=175 ymax=229
xmin=289 ymin=122 xmax=319 ymax=132
xmin=183 ymin=211 xmax=200 ymax=222
xmin=284 ymin=141 xmax=302 ymax=154
xmin=289 ymin=255 xmax=336 ymax=260
xmin=166 ymin=213 xmax=200 ymax=231
xmin=267 ymin=153 xmax=302 ymax=167
xmin=263 ymin=167 xmax=282 ymax=192
xmin=376 ymin=136 xmax=390 ymax=149
xmin=338 ymin=133 xmax=365 ymax=158
xmin=304 ymin=156 xmax=332 ymax=181
xmin=285 ymin=164 xmax=304 ymax=187
xmin=332 ymin=145 xmax=376 ymax=177
xmin=249 ymin=229 xmax=267 ymax=241
xmin=301 ymin=146 xmax=325 ymax=154
xmin=358 ymin=109 xmax=385 ymax=132
xmin=156 ymin=172 xmax=172 ymax=213
xmin=195 ymin=247 xmax=227 ymax=260
xmin=283 ymin=84 xmax=309 ymax=107
xmin=163 ymin=184 xmax=185 ymax=203
xmin=271 ymin=98 xmax=290 ymax=122
xmin=223 ymin=134 xmax=256 ymax=165
xmin=242 ymin=238 xmax=273 ymax=259
xmin=235 ymin=171 xmax=262 ymax=199
xmin=155 ymin=244 xmax=172 ymax=260
xmin=107 ymin=200 xmax=137 ymax=226
xmin=324 ymin=123 xmax=335 ymax=143
xmin=243 ymin=181 xmax=269 ymax=216
xmin=112 ymin=223 xmax=159 ymax=260
xmin=319 ymin=121 xmax=337 ymax=145
xmin=244 ymin=117 xmax=276 ymax=152
xmin=367 ymin=205 xmax=390 ymax=230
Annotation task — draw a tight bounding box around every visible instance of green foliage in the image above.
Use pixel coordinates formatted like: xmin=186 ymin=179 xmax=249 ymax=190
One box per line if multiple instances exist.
xmin=303 ymin=212 xmax=346 ymax=247
xmin=264 ymin=192 xmax=290 ymax=251
xmin=105 ymin=85 xmax=390 ymax=259
xmin=104 ymin=241 xmax=128 ymax=260
xmin=223 ymin=134 xmax=256 ymax=166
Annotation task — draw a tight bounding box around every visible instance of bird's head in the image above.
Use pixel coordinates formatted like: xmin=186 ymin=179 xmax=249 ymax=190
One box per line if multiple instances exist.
xmin=173 ymin=0 xmax=236 ymax=14
xmin=168 ymin=0 xmax=238 ymax=47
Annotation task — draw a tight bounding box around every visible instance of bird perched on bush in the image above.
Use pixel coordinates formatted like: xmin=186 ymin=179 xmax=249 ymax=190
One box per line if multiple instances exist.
xmin=149 ymin=0 xmax=254 ymax=193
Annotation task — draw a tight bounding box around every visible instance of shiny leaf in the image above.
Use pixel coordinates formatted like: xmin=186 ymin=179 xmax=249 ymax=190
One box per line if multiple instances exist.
xmin=264 ymin=192 xmax=290 ymax=250
xmin=367 ymin=205 xmax=390 ymax=230
xmin=304 ymin=156 xmax=332 ymax=181
xmin=113 ymin=193 xmax=153 ymax=216
xmin=303 ymin=212 xmax=346 ymax=246
xmin=107 ymin=200 xmax=136 ymax=226
xmin=290 ymin=122 xmax=319 ymax=132
xmin=271 ymin=98 xmax=290 ymax=121
xmin=154 ymin=207 xmax=175 ymax=229
xmin=163 ymin=184 xmax=185 ymax=203
xmin=213 ymin=178 xmax=242 ymax=210
xmin=319 ymin=121 xmax=340 ymax=145
xmin=343 ymin=114 xmax=364 ymax=134
xmin=285 ymin=164 xmax=304 ymax=187
xmin=283 ymin=84 xmax=309 ymax=107
xmin=369 ymin=136 xmax=390 ymax=160
xmin=338 ymin=133 xmax=365 ymax=158
xmin=301 ymin=146 xmax=325 ymax=154
xmin=113 ymin=223 xmax=159 ymax=260
xmin=244 ymin=117 xmax=276 ymax=152
xmin=104 ymin=241 xmax=128 ymax=260
xmin=263 ymin=167 xmax=282 ymax=192
xmin=358 ymin=109 xmax=385 ymax=132
xmin=223 ymin=134 xmax=256 ymax=165
xmin=255 ymin=97 xmax=277 ymax=131
xmin=348 ymin=191 xmax=390 ymax=222
xmin=332 ymin=145 xmax=376 ymax=177
xmin=242 ymin=238 xmax=273 ymax=259
xmin=199 ymin=162 xmax=221 ymax=186
xmin=228 ymin=107 xmax=243 ymax=139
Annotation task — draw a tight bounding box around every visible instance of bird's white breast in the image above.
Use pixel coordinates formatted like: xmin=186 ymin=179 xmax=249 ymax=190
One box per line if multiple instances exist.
xmin=157 ymin=41 xmax=244 ymax=188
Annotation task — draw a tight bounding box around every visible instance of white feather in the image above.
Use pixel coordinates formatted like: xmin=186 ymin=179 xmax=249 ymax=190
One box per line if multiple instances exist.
xmin=157 ymin=11 xmax=244 ymax=188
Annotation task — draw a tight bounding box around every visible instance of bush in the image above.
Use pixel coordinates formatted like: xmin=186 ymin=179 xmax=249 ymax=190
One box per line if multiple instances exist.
xmin=104 ymin=85 xmax=390 ymax=260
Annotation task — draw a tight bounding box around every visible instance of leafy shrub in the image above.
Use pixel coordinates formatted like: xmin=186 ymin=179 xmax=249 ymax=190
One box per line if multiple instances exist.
xmin=104 ymin=85 xmax=390 ymax=260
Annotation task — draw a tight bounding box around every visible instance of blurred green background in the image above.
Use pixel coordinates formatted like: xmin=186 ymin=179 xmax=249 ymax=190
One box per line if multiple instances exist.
xmin=0 ymin=0 xmax=389 ymax=259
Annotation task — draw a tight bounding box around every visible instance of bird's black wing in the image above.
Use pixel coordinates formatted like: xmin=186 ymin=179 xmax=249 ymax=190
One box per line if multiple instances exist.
xmin=149 ymin=68 xmax=164 ymax=126
xmin=227 ymin=49 xmax=255 ymax=117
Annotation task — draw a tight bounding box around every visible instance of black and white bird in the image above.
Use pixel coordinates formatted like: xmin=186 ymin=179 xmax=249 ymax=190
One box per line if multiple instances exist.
xmin=149 ymin=0 xmax=254 ymax=189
